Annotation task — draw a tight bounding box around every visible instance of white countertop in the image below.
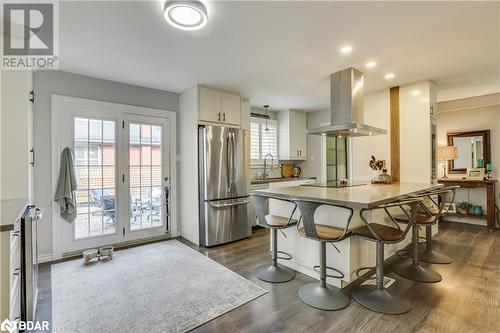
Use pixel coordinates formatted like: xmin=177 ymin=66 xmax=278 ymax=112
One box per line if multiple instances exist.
xmin=252 ymin=182 xmax=442 ymax=208
xmin=0 ymin=198 xmax=30 ymax=231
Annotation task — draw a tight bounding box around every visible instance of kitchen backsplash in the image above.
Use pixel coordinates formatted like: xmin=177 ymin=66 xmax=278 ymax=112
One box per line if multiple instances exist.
xmin=251 ymin=166 xmax=282 ymax=179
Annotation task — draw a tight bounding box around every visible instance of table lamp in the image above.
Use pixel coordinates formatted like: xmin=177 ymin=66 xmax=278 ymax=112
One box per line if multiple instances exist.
xmin=437 ymin=146 xmax=458 ymax=179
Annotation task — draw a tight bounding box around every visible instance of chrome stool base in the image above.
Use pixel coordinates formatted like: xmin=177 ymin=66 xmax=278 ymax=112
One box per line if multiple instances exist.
xmin=298 ymin=283 xmax=350 ymax=311
xmin=255 ymin=264 xmax=296 ymax=283
xmin=352 ymin=284 xmax=410 ymax=315
xmin=392 ymin=259 xmax=442 ymax=283
xmin=398 ymin=246 xmax=453 ymax=265
xmin=418 ymin=249 xmax=453 ymax=264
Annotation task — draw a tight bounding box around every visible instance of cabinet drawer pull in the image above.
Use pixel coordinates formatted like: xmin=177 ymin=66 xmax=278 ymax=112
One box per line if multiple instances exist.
xmin=12 ymin=231 xmax=20 ymax=237
xmin=218 ymin=112 xmax=221 ymax=121
xmin=13 ymin=268 xmax=20 ymax=276
xmin=223 ymin=113 xmax=226 ymax=122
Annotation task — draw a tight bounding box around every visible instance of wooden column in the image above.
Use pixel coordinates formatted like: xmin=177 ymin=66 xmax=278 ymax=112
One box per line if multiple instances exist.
xmin=390 ymin=86 xmax=400 ymax=182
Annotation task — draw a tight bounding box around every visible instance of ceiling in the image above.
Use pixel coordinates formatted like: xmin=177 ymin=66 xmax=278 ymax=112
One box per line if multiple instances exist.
xmin=58 ymin=1 xmax=500 ymax=110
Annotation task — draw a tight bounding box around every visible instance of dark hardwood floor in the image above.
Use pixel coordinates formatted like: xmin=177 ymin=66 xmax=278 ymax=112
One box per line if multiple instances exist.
xmin=36 ymin=222 xmax=499 ymax=333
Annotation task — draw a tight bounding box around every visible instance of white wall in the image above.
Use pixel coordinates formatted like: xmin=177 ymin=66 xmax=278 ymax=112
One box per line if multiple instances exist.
xmin=33 ymin=71 xmax=178 ymax=258
xmin=437 ymin=103 xmax=500 ymax=220
xmin=351 ymin=90 xmax=391 ymax=181
xmin=400 ymin=81 xmax=434 ymax=183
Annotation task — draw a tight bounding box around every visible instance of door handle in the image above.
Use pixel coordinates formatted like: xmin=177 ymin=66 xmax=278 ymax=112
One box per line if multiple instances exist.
xmin=30 ymin=148 xmax=35 ymax=166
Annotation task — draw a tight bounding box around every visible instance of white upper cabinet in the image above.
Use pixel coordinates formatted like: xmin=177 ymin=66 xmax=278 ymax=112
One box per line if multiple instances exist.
xmin=221 ymin=92 xmax=241 ymax=125
xmin=278 ymin=110 xmax=307 ymax=160
xmin=1 ymin=70 xmax=33 ymax=200
xmin=199 ymin=87 xmax=222 ymax=123
xmin=198 ymin=87 xmax=241 ymax=126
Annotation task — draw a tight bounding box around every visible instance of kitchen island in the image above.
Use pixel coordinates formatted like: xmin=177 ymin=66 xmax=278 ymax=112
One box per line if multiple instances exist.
xmin=251 ymin=182 xmax=442 ymax=287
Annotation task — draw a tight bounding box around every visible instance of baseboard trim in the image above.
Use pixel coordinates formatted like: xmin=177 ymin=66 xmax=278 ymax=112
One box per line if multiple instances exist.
xmin=38 ymin=254 xmax=54 ymax=264
xmin=44 ymin=234 xmax=174 ymax=264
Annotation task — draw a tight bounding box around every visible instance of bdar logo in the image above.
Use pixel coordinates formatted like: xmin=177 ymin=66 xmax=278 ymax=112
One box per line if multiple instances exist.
xmin=0 ymin=319 xmax=15 ymax=333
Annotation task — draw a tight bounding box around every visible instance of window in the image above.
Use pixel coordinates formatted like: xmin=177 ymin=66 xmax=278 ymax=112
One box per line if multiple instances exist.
xmin=250 ymin=117 xmax=278 ymax=164
xmin=74 ymin=117 xmax=117 ymax=239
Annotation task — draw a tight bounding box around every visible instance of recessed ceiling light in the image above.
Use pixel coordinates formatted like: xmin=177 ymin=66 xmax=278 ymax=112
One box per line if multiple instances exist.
xmin=164 ymin=0 xmax=208 ymax=31
xmin=340 ymin=45 xmax=353 ymax=54
xmin=366 ymin=61 xmax=377 ymax=68
xmin=411 ymin=90 xmax=421 ymax=96
xmin=384 ymin=73 xmax=395 ymax=79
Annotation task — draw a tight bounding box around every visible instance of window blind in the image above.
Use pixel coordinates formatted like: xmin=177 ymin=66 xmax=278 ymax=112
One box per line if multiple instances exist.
xmin=250 ymin=117 xmax=278 ymax=164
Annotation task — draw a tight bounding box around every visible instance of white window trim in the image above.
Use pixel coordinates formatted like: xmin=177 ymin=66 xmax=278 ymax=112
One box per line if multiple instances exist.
xmin=50 ymin=95 xmax=177 ymax=260
xmin=250 ymin=117 xmax=279 ymax=166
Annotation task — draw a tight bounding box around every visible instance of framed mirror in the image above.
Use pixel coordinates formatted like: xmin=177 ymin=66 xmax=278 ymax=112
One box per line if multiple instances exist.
xmin=447 ymin=130 xmax=491 ymax=174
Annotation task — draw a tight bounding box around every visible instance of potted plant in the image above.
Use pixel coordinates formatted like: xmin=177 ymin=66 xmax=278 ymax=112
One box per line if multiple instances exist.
xmin=457 ymin=201 xmax=472 ymax=215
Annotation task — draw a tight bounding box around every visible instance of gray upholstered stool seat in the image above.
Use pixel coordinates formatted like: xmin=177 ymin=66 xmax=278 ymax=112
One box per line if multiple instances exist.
xmin=250 ymin=194 xmax=298 ymax=283
xmin=351 ymin=198 xmax=422 ymax=315
xmin=291 ymin=199 xmax=353 ymax=311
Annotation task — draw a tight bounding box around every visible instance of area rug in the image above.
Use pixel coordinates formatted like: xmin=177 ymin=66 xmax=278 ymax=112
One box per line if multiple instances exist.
xmin=51 ymin=240 xmax=267 ymax=333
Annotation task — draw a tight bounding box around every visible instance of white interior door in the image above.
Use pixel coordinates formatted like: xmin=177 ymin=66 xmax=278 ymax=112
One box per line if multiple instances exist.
xmin=122 ymin=115 xmax=170 ymax=241
xmin=52 ymin=95 xmax=176 ymax=256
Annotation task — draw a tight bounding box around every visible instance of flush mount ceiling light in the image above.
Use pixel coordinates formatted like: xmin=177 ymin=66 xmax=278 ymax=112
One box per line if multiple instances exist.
xmin=365 ymin=61 xmax=377 ymax=68
xmin=384 ymin=73 xmax=395 ymax=79
xmin=164 ymin=0 xmax=208 ymax=31
xmin=340 ymin=45 xmax=353 ymax=54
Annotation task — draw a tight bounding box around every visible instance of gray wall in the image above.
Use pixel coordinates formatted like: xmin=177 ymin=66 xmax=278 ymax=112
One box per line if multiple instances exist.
xmin=33 ymin=71 xmax=178 ymax=257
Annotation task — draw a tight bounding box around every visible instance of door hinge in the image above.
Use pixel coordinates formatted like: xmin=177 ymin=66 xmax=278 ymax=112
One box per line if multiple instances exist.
xmin=122 ymin=227 xmax=125 ymax=235
xmin=122 ymin=174 xmax=125 ymax=182
xmin=29 ymin=90 xmax=34 ymax=103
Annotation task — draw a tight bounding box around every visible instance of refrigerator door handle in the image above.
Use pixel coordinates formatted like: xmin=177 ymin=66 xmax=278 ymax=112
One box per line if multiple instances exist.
xmin=209 ymin=199 xmax=250 ymax=208
xmin=227 ymin=131 xmax=236 ymax=194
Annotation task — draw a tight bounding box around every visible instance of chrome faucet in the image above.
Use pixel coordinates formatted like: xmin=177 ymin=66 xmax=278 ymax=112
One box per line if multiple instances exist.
xmin=263 ymin=153 xmax=274 ymax=180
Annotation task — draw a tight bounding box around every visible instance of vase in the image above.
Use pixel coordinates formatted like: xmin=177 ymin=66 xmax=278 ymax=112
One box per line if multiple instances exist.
xmin=472 ymin=206 xmax=483 ymax=216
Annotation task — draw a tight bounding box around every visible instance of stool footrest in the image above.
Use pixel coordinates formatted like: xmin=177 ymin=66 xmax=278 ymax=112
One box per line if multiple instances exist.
xmin=313 ymin=265 xmax=344 ymax=279
xmin=272 ymin=250 xmax=292 ymax=261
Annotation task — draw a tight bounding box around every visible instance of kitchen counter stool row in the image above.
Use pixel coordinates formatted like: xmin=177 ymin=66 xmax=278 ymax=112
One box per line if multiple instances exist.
xmin=249 ymin=186 xmax=458 ymax=314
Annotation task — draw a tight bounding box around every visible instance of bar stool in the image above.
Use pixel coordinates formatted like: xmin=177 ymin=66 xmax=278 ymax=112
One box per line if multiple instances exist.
xmin=414 ymin=186 xmax=458 ymax=264
xmin=351 ymin=198 xmax=422 ymax=314
xmin=392 ymin=187 xmax=456 ymax=283
xmin=250 ymin=194 xmax=297 ymax=283
xmin=291 ymin=199 xmax=353 ymax=311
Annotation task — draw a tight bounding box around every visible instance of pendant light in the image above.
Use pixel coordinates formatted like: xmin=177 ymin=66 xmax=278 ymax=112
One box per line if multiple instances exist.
xmin=263 ymin=105 xmax=270 ymax=132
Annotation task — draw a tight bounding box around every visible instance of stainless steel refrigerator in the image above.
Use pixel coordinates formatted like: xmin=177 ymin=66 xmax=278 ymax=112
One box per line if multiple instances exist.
xmin=199 ymin=125 xmax=251 ymax=246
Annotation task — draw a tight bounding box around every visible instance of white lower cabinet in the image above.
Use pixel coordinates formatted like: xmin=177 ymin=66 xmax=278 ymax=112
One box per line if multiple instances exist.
xmin=1 ymin=218 xmax=22 ymax=332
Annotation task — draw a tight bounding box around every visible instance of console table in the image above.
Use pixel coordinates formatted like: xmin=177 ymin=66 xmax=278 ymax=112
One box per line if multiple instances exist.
xmin=438 ymin=179 xmax=497 ymax=230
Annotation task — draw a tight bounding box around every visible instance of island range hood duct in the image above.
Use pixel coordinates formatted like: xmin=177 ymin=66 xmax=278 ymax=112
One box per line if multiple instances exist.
xmin=307 ymin=68 xmax=387 ymax=137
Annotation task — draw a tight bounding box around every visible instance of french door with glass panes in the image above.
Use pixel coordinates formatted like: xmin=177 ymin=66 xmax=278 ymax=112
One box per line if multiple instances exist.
xmin=63 ymin=111 xmax=170 ymax=253
xmin=122 ymin=116 xmax=170 ymax=242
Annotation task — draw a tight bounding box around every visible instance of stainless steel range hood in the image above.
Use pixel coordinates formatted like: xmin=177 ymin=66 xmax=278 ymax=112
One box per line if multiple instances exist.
xmin=308 ymin=68 xmax=387 ymax=137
